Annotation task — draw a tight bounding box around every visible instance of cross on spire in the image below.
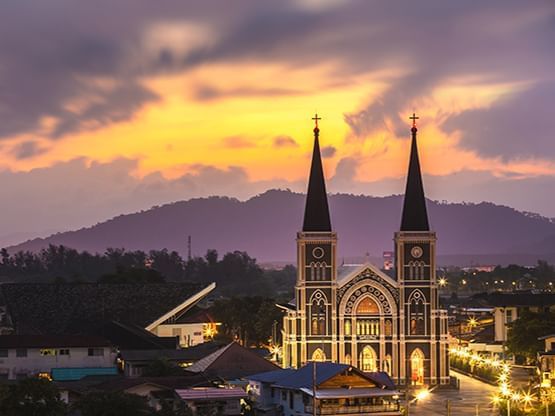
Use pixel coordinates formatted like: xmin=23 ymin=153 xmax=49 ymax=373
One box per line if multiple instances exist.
xmin=312 ymin=113 xmax=322 ymax=129
xmin=409 ymin=112 xmax=419 ymax=128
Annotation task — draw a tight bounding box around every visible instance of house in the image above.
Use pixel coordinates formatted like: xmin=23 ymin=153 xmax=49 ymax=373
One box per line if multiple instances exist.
xmin=0 ymin=334 xmax=117 ymax=380
xmin=481 ymin=293 xmax=555 ymax=343
xmin=175 ymin=387 xmax=248 ymax=416
xmin=119 ymin=341 xmax=226 ymax=377
xmin=187 ymin=342 xmax=280 ymax=380
xmin=248 ymin=362 xmax=402 ymax=416
xmin=0 ymin=282 xmax=218 ymax=348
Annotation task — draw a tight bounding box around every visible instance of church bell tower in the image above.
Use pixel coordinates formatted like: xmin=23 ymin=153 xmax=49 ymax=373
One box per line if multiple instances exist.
xmin=294 ymin=114 xmax=338 ymax=366
xmin=395 ymin=114 xmax=448 ymax=385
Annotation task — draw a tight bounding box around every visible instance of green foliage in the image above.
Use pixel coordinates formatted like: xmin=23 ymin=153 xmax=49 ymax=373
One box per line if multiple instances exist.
xmin=211 ymin=296 xmax=283 ymax=346
xmin=72 ymin=391 xmax=152 ymax=416
xmin=0 ymin=378 xmax=67 ymax=416
xmin=142 ymin=358 xmax=186 ymax=377
xmin=506 ymin=310 xmax=555 ymax=363
xmin=0 ymin=245 xmax=296 ymax=297
xmin=98 ymin=266 xmax=165 ymax=284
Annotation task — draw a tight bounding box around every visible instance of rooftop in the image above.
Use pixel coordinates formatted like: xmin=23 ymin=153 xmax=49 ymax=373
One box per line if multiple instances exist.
xmin=0 ymin=282 xmax=213 ymax=335
xmin=0 ymin=334 xmax=112 ymax=349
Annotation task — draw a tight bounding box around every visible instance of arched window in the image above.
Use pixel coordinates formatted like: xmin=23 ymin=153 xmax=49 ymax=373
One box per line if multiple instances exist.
xmin=384 ymin=320 xmax=392 ymax=336
xmin=356 ymin=296 xmax=380 ymax=314
xmin=359 ymin=346 xmax=377 ymax=372
xmin=343 ymin=354 xmax=352 ymax=365
xmin=409 ymin=292 xmax=425 ymax=335
xmin=320 ymin=262 xmax=327 ymax=280
xmin=383 ymin=354 xmax=392 ymax=375
xmin=312 ymin=348 xmax=326 ymax=362
xmin=344 ymin=319 xmax=352 ymax=336
xmin=310 ymin=292 xmax=327 ymax=335
xmin=408 ymin=261 xmax=415 ymax=279
xmin=410 ymin=349 xmax=425 ymax=385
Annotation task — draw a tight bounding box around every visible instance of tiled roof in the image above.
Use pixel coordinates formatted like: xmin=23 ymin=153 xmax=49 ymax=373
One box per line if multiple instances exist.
xmin=186 ymin=342 xmax=279 ymax=379
xmin=0 ymin=282 xmax=212 ymax=335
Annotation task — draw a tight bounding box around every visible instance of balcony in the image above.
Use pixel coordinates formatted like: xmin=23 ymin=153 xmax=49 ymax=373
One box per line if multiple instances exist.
xmin=304 ymin=403 xmax=401 ymax=415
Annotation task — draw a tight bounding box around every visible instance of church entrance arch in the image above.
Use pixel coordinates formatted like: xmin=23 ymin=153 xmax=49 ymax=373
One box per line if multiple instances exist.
xmin=359 ymin=346 xmax=377 ymax=372
xmin=410 ymin=348 xmax=425 ymax=385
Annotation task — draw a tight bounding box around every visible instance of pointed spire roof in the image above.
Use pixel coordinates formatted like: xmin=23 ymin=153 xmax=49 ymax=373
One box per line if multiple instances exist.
xmin=302 ymin=114 xmax=332 ymax=232
xmin=400 ymin=113 xmax=430 ymax=231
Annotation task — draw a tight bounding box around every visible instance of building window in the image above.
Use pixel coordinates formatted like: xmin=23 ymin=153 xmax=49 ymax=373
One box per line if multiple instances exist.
xmin=59 ymin=349 xmax=70 ymax=356
xmin=505 ymin=309 xmax=514 ymax=324
xmin=310 ymin=294 xmax=326 ymax=335
xmin=40 ymin=349 xmax=56 ymax=356
xmin=384 ymin=320 xmax=392 ymax=336
xmin=0 ymin=349 xmax=7 ymax=357
xmin=88 ymin=348 xmax=104 ymax=356
xmin=356 ymin=296 xmax=380 ymax=314
xmin=16 ymin=348 xmax=27 ymax=357
xmin=356 ymin=319 xmax=380 ymax=336
xmin=409 ymin=292 xmax=426 ymax=335
xmin=344 ymin=319 xmax=352 ymax=336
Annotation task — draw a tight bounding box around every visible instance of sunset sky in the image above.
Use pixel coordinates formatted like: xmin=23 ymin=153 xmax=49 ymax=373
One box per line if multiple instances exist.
xmin=1 ymin=0 xmax=554 ymax=245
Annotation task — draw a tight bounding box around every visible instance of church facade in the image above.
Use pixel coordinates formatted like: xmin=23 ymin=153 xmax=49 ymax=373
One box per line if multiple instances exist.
xmin=280 ymin=116 xmax=450 ymax=386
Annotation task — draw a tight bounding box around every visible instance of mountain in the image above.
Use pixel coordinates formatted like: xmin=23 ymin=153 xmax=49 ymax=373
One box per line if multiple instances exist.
xmin=8 ymin=189 xmax=555 ymax=265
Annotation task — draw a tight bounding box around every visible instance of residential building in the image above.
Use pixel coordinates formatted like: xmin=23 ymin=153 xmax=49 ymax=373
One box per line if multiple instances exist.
xmin=248 ymin=362 xmax=402 ymax=416
xmin=0 ymin=334 xmax=116 ymax=380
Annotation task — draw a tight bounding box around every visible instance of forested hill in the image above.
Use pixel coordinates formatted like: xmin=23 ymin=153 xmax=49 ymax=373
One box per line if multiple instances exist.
xmin=9 ymin=189 xmax=555 ymax=265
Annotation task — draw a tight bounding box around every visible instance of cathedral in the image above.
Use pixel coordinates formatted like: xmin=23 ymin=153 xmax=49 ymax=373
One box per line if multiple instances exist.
xmin=279 ymin=115 xmax=450 ymax=386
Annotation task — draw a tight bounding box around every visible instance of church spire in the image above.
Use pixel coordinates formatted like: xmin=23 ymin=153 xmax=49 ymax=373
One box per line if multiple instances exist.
xmin=302 ymin=114 xmax=332 ymax=232
xmin=400 ymin=113 xmax=430 ymax=231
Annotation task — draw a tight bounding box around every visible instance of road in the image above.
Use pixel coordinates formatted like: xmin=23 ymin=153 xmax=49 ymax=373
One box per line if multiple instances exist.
xmin=408 ymin=371 xmax=499 ymax=416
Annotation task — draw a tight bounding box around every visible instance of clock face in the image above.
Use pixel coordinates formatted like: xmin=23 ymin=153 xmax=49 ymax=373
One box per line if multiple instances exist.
xmin=411 ymin=246 xmax=423 ymax=259
xmin=312 ymin=247 xmax=325 ymax=259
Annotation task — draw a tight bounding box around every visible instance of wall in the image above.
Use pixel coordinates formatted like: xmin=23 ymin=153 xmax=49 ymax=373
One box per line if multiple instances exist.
xmin=0 ymin=346 xmax=115 ymax=380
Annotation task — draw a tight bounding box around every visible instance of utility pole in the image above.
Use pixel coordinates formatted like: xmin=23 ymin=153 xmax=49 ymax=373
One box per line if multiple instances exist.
xmin=187 ymin=235 xmax=192 ymax=261
xmin=312 ymin=361 xmax=317 ymax=416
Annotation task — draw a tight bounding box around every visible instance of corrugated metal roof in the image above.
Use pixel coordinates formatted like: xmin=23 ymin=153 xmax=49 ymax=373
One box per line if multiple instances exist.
xmin=175 ymin=387 xmax=247 ymax=400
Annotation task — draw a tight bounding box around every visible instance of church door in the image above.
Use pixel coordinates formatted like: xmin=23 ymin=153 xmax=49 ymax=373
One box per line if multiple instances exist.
xmin=410 ymin=349 xmax=425 ymax=385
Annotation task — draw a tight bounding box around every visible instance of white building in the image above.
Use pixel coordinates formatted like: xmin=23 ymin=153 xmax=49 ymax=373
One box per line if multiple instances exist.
xmin=0 ymin=334 xmax=117 ymax=380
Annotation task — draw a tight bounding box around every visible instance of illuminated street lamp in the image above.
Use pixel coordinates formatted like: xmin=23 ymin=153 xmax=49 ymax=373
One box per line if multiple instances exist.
xmin=438 ymin=277 xmax=447 ymax=287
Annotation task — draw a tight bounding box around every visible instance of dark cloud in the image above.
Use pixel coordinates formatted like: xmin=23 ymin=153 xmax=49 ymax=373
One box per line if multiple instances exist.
xmin=194 ymin=85 xmax=300 ymax=101
xmin=273 ymin=135 xmax=298 ymax=147
xmin=441 ymin=81 xmax=555 ymax=160
xmin=0 ymin=0 xmax=553 ymax=157
xmin=321 ymin=145 xmax=336 ymax=158
xmin=11 ymin=141 xmax=48 ymax=160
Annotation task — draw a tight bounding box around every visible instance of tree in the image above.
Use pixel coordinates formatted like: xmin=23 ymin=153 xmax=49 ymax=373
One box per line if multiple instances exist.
xmin=72 ymin=391 xmax=152 ymax=416
xmin=506 ymin=311 xmax=555 ymax=364
xmin=0 ymin=378 xmax=67 ymax=416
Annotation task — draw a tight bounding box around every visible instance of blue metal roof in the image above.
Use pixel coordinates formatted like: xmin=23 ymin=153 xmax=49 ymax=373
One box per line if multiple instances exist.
xmin=51 ymin=367 xmax=118 ymax=381
xmin=273 ymin=363 xmax=350 ymax=390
